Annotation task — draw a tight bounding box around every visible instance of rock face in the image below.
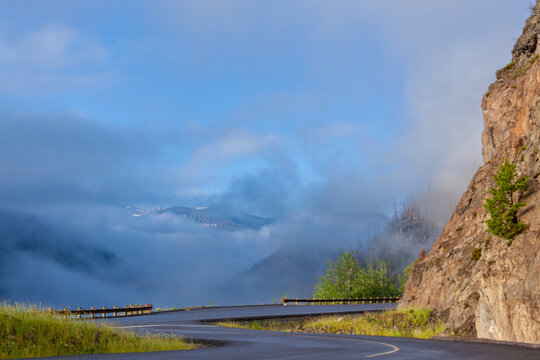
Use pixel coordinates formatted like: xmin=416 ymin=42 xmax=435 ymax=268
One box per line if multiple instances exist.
xmin=400 ymin=3 xmax=540 ymax=344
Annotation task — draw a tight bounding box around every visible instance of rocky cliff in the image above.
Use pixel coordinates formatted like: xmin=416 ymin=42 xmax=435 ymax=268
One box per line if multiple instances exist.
xmin=400 ymin=3 xmax=540 ymax=344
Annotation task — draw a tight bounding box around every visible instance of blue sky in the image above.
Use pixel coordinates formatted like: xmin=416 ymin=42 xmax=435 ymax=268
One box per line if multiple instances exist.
xmin=0 ymin=0 xmax=531 ymax=215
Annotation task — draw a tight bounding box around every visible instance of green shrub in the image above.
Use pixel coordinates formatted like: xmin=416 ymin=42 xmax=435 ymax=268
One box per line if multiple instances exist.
xmin=483 ymin=158 xmax=529 ymax=245
xmin=503 ymin=62 xmax=515 ymax=71
xmin=398 ymin=261 xmax=415 ymax=294
xmin=470 ymin=247 xmax=482 ymax=261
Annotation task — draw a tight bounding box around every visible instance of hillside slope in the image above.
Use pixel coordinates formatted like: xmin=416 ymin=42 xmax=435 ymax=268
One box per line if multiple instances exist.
xmin=400 ymin=3 xmax=540 ymax=343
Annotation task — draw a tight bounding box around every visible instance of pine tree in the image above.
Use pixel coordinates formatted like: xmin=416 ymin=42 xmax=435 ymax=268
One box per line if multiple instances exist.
xmin=483 ymin=158 xmax=529 ymax=245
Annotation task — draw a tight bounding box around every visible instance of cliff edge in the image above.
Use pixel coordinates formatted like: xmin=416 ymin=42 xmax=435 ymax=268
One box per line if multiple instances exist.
xmin=399 ymin=2 xmax=540 ymax=344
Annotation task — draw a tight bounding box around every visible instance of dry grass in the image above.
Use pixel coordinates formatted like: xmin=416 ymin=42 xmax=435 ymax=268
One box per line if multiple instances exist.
xmin=217 ymin=308 xmax=444 ymax=339
xmin=0 ymin=303 xmax=196 ymax=359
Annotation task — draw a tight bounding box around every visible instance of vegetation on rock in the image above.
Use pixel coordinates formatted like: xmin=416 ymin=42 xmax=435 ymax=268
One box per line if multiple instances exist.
xmin=470 ymin=247 xmax=482 ymax=261
xmin=483 ymin=158 xmax=529 ymax=245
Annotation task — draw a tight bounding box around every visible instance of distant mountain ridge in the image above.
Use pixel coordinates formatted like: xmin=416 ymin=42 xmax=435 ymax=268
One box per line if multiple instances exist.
xmin=123 ymin=204 xmax=273 ymax=231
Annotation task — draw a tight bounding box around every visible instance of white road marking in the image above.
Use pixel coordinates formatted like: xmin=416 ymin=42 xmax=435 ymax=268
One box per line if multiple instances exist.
xmin=290 ymin=333 xmax=400 ymax=358
xmin=364 ymin=341 xmax=400 ymax=358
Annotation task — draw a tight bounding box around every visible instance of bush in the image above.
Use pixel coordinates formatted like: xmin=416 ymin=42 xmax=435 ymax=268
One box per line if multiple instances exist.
xmin=503 ymin=62 xmax=515 ymax=71
xmin=470 ymin=247 xmax=481 ymax=261
xmin=483 ymin=158 xmax=528 ymax=245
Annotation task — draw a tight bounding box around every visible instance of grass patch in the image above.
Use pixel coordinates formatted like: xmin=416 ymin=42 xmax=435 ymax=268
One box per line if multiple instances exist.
xmin=216 ymin=308 xmax=444 ymax=339
xmin=0 ymin=303 xmax=196 ymax=359
xmin=503 ymin=62 xmax=515 ymax=71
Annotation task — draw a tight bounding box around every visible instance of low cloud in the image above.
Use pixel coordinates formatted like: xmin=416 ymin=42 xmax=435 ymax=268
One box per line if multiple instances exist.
xmin=177 ymin=130 xmax=282 ymax=187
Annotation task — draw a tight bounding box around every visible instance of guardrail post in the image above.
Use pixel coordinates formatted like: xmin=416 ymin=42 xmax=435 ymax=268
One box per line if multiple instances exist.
xmin=102 ymin=306 xmax=107 ymax=318
xmin=129 ymin=304 xmax=133 ymax=316
xmin=63 ymin=307 xmax=69 ymax=319
xmin=77 ymin=307 xmax=82 ymax=319
xmin=113 ymin=306 xmax=118 ymax=317
xmin=90 ymin=307 xmax=95 ymax=319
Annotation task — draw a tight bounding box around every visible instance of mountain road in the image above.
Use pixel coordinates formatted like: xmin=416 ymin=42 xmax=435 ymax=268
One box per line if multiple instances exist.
xmin=32 ymin=304 xmax=539 ymax=359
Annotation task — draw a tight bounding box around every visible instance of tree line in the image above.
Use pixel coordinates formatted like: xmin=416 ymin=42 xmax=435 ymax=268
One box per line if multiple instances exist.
xmin=313 ymin=250 xmax=406 ymax=299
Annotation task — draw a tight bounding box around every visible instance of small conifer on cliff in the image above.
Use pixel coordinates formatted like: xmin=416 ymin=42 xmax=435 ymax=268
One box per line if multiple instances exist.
xmin=483 ymin=158 xmax=529 ymax=245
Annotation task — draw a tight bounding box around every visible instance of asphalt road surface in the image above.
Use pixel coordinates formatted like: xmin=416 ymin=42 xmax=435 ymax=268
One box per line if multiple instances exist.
xmin=34 ymin=304 xmax=539 ymax=360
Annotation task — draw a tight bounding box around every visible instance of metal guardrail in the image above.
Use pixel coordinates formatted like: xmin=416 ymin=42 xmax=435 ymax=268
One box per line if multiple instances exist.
xmin=281 ymin=297 xmax=400 ymax=305
xmin=49 ymin=304 xmax=153 ymax=319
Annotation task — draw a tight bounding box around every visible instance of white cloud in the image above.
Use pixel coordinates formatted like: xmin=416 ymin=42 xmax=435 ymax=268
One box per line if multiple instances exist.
xmin=0 ymin=23 xmax=107 ymax=69
xmin=306 ymin=122 xmax=367 ymax=143
xmin=193 ymin=130 xmax=280 ymax=161
xmin=0 ymin=23 xmax=111 ymax=94
xmin=176 ymin=130 xmax=282 ymax=185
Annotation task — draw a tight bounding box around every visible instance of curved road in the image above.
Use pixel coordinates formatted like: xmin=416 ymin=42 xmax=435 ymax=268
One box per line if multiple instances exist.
xmin=37 ymin=304 xmax=539 ymax=360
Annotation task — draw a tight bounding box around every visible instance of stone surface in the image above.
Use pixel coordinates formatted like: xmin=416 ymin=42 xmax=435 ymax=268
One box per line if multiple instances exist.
xmin=400 ymin=3 xmax=540 ymax=344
